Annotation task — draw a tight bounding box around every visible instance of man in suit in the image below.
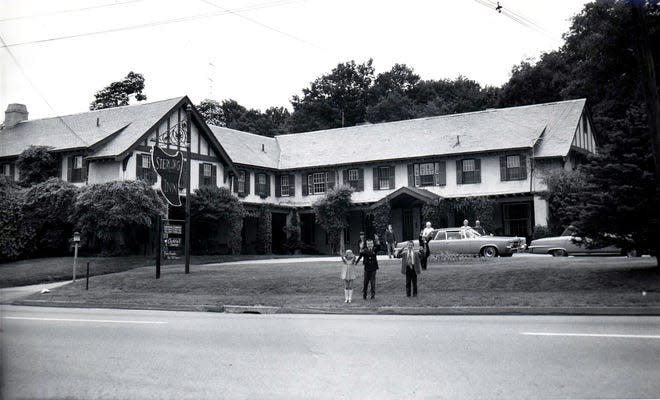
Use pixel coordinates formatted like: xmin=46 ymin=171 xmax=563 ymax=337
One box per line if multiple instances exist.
xmin=355 ymin=239 xmax=379 ymax=299
xmin=400 ymin=240 xmax=422 ymax=297
xmin=356 ymin=231 xmax=368 ymax=254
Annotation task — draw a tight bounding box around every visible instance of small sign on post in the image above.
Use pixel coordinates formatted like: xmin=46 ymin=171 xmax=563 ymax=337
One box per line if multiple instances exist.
xmin=72 ymin=231 xmax=81 ymax=282
xmin=162 ymin=219 xmax=184 ymax=260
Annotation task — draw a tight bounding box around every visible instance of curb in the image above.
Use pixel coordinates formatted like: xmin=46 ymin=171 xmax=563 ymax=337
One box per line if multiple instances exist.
xmin=12 ymin=299 xmax=660 ymax=316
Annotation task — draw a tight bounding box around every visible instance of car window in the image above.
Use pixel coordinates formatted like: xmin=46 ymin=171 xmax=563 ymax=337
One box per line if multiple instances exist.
xmin=462 ymin=228 xmax=481 ymax=239
xmin=446 ymin=231 xmax=461 ymax=240
xmin=434 ymin=231 xmax=446 ymax=240
xmin=561 ymin=226 xmax=578 ymax=236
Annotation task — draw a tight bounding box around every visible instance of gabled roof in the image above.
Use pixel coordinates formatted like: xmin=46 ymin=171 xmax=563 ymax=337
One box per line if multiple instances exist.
xmin=274 ymin=99 xmax=587 ymax=170
xmin=370 ymin=186 xmax=440 ymax=209
xmin=0 ymin=97 xmax=183 ymax=158
xmin=209 ymin=126 xmax=280 ymax=169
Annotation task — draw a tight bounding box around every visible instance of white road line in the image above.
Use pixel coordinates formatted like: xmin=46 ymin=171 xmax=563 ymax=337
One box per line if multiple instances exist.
xmin=3 ymin=317 xmax=167 ymax=324
xmin=521 ymin=332 xmax=660 ymax=339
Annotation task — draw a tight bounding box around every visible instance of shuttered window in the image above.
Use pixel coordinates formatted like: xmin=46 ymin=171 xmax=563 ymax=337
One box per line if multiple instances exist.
xmin=310 ymin=172 xmax=326 ymax=194
xmin=500 ymin=154 xmax=527 ymax=181
xmin=256 ymin=173 xmax=270 ymax=197
xmin=280 ymin=175 xmax=290 ymax=196
xmin=69 ymin=155 xmax=84 ymax=182
xmin=136 ymin=154 xmax=157 ymax=185
xmin=458 ymin=158 xmax=481 ymax=184
xmin=378 ymin=167 xmax=391 ymax=190
xmin=199 ymin=163 xmax=216 ymax=187
xmin=237 ymin=171 xmax=246 ymax=193
xmin=411 ymin=161 xmax=446 ymax=187
xmin=343 ymin=168 xmax=364 ymax=191
xmin=1 ymin=163 xmax=11 ymax=178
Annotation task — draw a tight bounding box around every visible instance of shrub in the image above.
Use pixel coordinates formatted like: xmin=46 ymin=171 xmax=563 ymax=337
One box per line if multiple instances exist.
xmin=283 ymin=210 xmax=303 ymax=254
xmin=313 ymin=184 xmax=353 ymax=254
xmin=422 ymin=196 xmax=496 ymax=229
xmin=532 ymin=225 xmax=554 ymax=240
xmin=255 ymin=204 xmax=272 ymax=254
xmin=190 ymin=186 xmax=245 ymax=255
xmin=71 ymin=180 xmax=166 ymax=255
xmin=16 ymin=146 xmax=59 ymax=186
xmin=21 ymin=178 xmax=78 ymax=257
xmin=0 ymin=187 xmax=33 ymax=262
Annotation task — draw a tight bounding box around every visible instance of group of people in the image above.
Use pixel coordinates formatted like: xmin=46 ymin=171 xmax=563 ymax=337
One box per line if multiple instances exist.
xmin=338 ymin=222 xmax=436 ymax=303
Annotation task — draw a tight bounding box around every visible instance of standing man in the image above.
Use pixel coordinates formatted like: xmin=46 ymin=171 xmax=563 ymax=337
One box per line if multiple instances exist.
xmin=355 ymin=239 xmax=379 ymax=300
xmin=401 ymin=240 xmax=422 ymax=297
xmin=474 ymin=220 xmax=486 ymax=236
xmin=385 ymin=224 xmax=397 ymax=259
xmin=420 ymin=221 xmax=434 ymax=270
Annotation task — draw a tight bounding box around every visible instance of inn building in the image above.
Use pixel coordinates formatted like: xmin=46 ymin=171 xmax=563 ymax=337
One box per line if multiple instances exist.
xmin=0 ymin=97 xmax=597 ymax=254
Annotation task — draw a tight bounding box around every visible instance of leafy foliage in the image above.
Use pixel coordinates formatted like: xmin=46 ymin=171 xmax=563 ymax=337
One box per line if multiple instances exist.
xmin=532 ymin=225 xmax=554 ymax=240
xmin=89 ymin=71 xmax=147 ymax=110
xmin=368 ymin=200 xmax=391 ymax=239
xmin=539 ymin=169 xmax=588 ymax=236
xmin=71 ymin=180 xmax=165 ymax=255
xmin=283 ymin=210 xmax=303 ymax=254
xmin=16 ymin=146 xmax=59 ymax=186
xmin=21 ymin=178 xmax=78 ymax=257
xmin=0 ymin=187 xmax=32 ymax=262
xmin=197 ymin=99 xmax=290 ymax=137
xmin=312 ymin=185 xmax=353 ymax=254
xmin=255 ymin=204 xmax=272 ymax=255
xmin=189 ymin=186 xmax=245 ymax=254
xmin=422 ymin=196 xmax=496 ymax=231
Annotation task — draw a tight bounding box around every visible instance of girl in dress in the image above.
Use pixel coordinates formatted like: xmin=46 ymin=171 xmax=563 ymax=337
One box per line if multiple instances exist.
xmin=340 ymin=249 xmax=357 ymax=303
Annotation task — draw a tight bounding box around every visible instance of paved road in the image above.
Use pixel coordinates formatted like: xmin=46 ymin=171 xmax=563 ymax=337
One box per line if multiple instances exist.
xmin=2 ymin=306 xmax=659 ymax=399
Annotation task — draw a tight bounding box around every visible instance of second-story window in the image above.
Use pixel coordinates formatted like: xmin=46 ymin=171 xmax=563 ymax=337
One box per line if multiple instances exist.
xmin=457 ymin=158 xmax=481 ymax=184
xmin=238 ymin=171 xmax=246 ymax=193
xmin=199 ymin=163 xmax=216 ymax=187
xmin=501 ymin=155 xmax=527 ymax=181
xmin=310 ymin=172 xmax=326 ymax=194
xmin=410 ymin=161 xmax=446 ymax=187
xmin=378 ymin=166 xmax=391 ymax=190
xmin=280 ymin=175 xmax=290 ymax=197
xmin=136 ymin=154 xmax=157 ymax=185
xmin=1 ymin=163 xmax=12 ymax=180
xmin=256 ymin=173 xmax=270 ymax=197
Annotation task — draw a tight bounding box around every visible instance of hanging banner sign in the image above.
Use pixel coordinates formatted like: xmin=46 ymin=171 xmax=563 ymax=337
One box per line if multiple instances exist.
xmin=151 ymin=146 xmax=183 ymax=207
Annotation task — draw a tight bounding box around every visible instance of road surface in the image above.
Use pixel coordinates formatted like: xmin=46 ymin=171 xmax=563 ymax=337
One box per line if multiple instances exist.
xmin=2 ymin=306 xmax=659 ymax=399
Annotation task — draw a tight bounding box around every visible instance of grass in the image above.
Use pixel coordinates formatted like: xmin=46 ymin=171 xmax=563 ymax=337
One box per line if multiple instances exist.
xmin=21 ymin=256 xmax=660 ymax=310
xmin=0 ymin=253 xmax=317 ymax=288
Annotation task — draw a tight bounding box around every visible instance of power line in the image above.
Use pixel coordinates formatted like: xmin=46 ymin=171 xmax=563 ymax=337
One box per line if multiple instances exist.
xmin=197 ymin=0 xmax=324 ymax=51
xmin=472 ymin=0 xmax=560 ymax=43
xmin=0 ymin=0 xmax=305 ymax=49
xmin=0 ymin=32 xmax=88 ymax=143
xmin=0 ymin=0 xmax=146 ymax=23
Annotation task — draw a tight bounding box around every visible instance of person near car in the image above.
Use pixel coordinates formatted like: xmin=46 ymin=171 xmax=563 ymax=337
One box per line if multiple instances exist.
xmin=420 ymin=221 xmax=433 ymax=269
xmin=418 ymin=235 xmax=429 ymax=270
xmin=401 ymin=240 xmax=422 ymax=297
xmin=474 ymin=220 xmax=486 ymax=236
xmin=385 ymin=225 xmax=397 ymax=258
xmin=340 ymin=249 xmax=357 ymax=303
xmin=460 ymin=219 xmax=471 ymax=238
xmin=355 ymin=239 xmax=379 ymax=300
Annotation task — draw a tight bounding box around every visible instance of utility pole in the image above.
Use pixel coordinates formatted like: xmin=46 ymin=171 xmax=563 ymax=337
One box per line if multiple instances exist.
xmin=185 ymin=105 xmax=192 ymax=274
xmin=631 ymin=2 xmax=660 ymax=266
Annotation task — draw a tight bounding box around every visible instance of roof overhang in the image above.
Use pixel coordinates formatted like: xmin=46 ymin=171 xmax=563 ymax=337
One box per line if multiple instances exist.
xmin=370 ymin=186 xmax=441 ymax=210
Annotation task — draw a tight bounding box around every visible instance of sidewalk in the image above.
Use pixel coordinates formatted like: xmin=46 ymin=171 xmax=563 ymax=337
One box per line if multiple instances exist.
xmin=1 ymin=281 xmax=71 ymax=304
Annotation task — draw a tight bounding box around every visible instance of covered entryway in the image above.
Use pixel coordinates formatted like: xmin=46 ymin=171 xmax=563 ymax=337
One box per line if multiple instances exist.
xmin=370 ymin=186 xmax=441 ymax=242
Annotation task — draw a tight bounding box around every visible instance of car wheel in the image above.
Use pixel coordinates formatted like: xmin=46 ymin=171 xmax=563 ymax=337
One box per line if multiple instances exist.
xmin=481 ymin=246 xmax=498 ymax=258
xmin=551 ymin=249 xmax=567 ymax=257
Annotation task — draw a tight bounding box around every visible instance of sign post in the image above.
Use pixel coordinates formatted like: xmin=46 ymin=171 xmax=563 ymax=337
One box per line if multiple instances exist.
xmin=185 ymin=105 xmax=192 ymax=274
xmin=72 ymin=231 xmax=80 ymax=282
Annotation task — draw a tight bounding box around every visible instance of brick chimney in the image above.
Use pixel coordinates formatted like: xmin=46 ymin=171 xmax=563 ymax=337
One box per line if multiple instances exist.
xmin=4 ymin=104 xmax=28 ymax=128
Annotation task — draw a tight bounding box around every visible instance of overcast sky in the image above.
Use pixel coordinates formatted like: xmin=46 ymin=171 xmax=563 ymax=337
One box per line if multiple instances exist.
xmin=1 ymin=0 xmax=590 ymax=120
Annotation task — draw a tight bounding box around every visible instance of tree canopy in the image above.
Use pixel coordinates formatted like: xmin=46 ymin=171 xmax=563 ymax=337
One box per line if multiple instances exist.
xmin=90 ymin=71 xmax=147 ymax=110
xmin=16 ymin=146 xmax=59 ymax=186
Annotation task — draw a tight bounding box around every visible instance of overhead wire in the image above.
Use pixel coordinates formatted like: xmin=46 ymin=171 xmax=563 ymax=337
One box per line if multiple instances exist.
xmin=0 ymin=0 xmax=307 ymax=49
xmin=0 ymin=32 xmax=88 ymax=143
xmin=472 ymin=0 xmax=560 ymax=43
xmin=0 ymin=0 xmax=146 ymax=23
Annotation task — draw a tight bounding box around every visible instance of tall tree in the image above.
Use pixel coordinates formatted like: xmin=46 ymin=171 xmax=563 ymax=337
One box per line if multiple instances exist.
xmin=290 ymin=59 xmax=375 ymax=132
xmin=89 ymin=71 xmax=147 ymax=110
xmin=313 ymin=185 xmax=353 ymax=255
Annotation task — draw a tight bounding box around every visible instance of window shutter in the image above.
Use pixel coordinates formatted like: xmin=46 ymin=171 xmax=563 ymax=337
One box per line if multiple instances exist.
xmin=342 ymin=169 xmax=348 ymax=184
xmin=233 ymin=175 xmax=239 ymax=193
xmin=407 ymin=164 xmax=414 ymax=186
xmin=373 ymin=167 xmax=379 ymax=190
xmin=289 ymin=174 xmax=296 ymax=196
xmin=245 ymin=171 xmax=250 ymax=194
xmin=326 ymin=171 xmax=335 ymax=191
xmin=81 ymin=157 xmax=88 ymax=182
xmin=500 ymin=156 xmax=507 ymax=181
xmin=211 ymin=165 xmax=217 ymax=187
xmin=357 ymin=168 xmax=364 ymax=191
xmin=520 ymin=154 xmax=527 ymax=178
xmin=456 ymin=160 xmax=463 ymax=184
xmin=198 ymin=163 xmax=204 ymax=187
xmin=389 ymin=166 xmax=395 ymax=189
xmin=475 ymin=159 xmax=481 ymax=183
xmin=275 ymin=175 xmax=282 ymax=197
xmin=266 ymin=174 xmax=271 ymax=197
xmin=67 ymin=156 xmax=73 ymax=182
xmin=434 ymin=161 xmax=446 ymax=186
xmin=302 ymin=173 xmax=309 ymax=196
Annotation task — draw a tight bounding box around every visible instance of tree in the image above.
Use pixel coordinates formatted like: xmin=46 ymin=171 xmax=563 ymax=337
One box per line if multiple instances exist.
xmin=22 ymin=178 xmax=77 ymax=257
xmin=312 ymin=184 xmax=353 ymax=254
xmin=196 ymin=99 xmax=225 ymax=126
xmin=422 ymin=196 xmax=496 ymax=232
xmin=539 ymin=169 xmax=588 ymax=235
xmin=71 ymin=180 xmax=165 ymax=255
xmin=90 ymin=71 xmax=147 ymax=110
xmin=0 ymin=187 xmax=31 ymax=262
xmin=16 ymin=146 xmax=59 ymax=186
xmin=255 ymin=204 xmax=272 ymax=254
xmin=189 ymin=186 xmax=245 ymax=254
xmin=290 ymin=59 xmax=375 ymax=132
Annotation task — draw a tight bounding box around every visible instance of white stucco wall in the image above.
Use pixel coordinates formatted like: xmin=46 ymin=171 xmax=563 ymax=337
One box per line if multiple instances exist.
xmin=88 ymin=160 xmax=122 ymax=184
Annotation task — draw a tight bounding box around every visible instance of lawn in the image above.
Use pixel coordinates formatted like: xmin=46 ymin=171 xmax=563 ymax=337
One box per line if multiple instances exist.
xmin=21 ymin=256 xmax=660 ymax=311
xmin=0 ymin=254 xmax=317 ymax=288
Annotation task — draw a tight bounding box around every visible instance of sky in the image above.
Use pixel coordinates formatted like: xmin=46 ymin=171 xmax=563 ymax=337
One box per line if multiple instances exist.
xmin=0 ymin=0 xmax=591 ymax=120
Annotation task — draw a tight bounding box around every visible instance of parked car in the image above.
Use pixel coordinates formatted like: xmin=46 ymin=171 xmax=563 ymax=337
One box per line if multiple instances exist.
xmin=527 ymin=226 xmax=623 ymax=257
xmin=394 ymin=227 xmax=526 ymax=258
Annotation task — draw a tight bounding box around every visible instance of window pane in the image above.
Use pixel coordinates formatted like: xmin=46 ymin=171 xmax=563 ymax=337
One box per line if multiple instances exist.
xmin=281 ymin=175 xmax=289 ymax=196
xmin=506 ymin=155 xmax=520 ymax=168
xmin=74 ymin=156 xmax=83 ymax=169
xmin=141 ymin=155 xmax=151 ymax=169
xmin=312 ymin=172 xmax=326 ymax=194
xmin=238 ymin=171 xmax=245 ymax=193
xmin=258 ymin=174 xmax=266 ymax=184
xmin=204 ymin=164 xmax=212 ymax=177
xmin=462 ymin=159 xmax=475 ymax=172
xmin=419 ymin=162 xmax=434 ymax=175
xmin=348 ymin=169 xmax=358 ymax=181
